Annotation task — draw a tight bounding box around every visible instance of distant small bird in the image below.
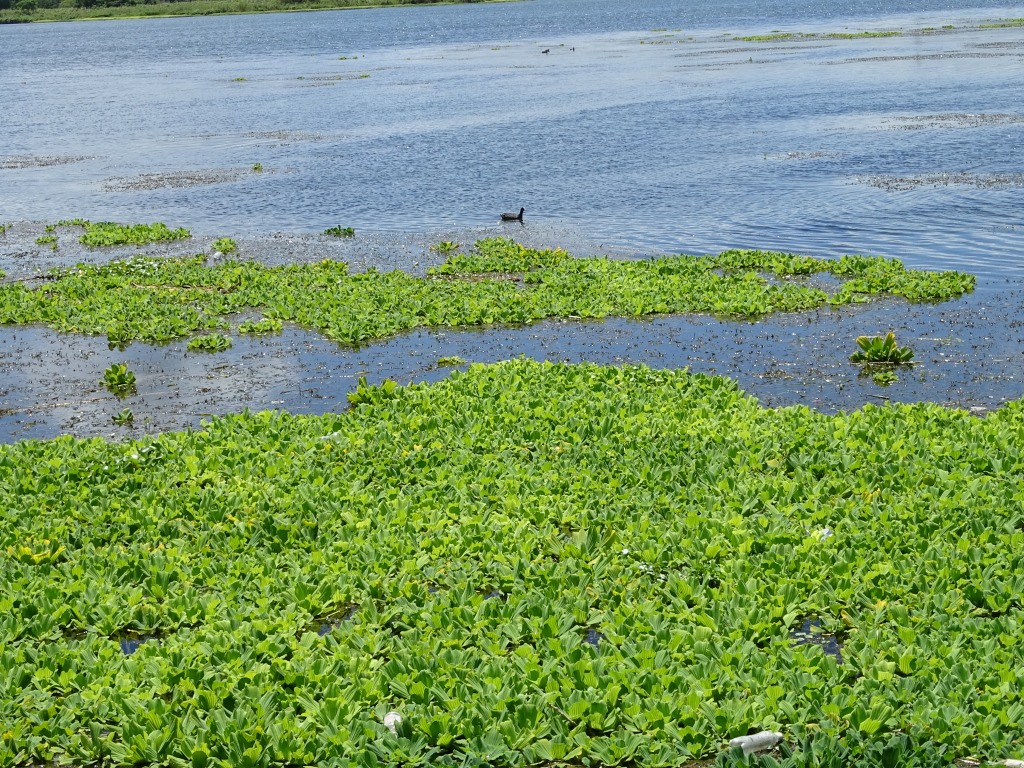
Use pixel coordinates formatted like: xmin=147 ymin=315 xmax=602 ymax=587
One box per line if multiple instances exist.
xmin=501 ymin=207 xmax=525 ymax=222
xmin=542 ymin=49 xmax=550 ymax=54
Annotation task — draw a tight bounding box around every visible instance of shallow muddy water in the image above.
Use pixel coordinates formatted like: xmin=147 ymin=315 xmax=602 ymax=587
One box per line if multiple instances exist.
xmin=2 ymin=223 xmax=1022 ymax=442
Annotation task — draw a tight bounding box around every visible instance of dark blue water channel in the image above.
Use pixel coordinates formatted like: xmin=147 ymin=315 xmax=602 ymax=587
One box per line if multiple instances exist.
xmin=2 ymin=0 xmax=1024 ymax=276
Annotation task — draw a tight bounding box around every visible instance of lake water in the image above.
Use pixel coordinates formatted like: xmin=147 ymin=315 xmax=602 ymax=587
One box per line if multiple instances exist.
xmin=2 ymin=0 xmax=1024 ymax=277
xmin=3 ymin=0 xmax=1024 ymax=440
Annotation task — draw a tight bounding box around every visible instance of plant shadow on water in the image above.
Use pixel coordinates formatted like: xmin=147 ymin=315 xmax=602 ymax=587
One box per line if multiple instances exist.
xmin=115 ymin=631 xmax=162 ymax=655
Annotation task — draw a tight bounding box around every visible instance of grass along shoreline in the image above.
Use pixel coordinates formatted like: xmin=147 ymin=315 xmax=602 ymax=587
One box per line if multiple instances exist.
xmin=0 ymin=0 xmax=497 ymax=24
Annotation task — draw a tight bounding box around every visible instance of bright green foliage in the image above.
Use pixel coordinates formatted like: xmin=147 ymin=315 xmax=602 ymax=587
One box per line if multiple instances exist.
xmin=211 ymin=238 xmax=238 ymax=255
xmin=429 ymin=237 xmax=571 ymax=274
xmin=187 ymin=333 xmax=232 ymax=352
xmin=56 ymin=218 xmax=90 ymax=228
xmin=238 ymin=317 xmax=284 ymax=335
xmin=112 ymin=408 xmax=134 ymax=426
xmin=79 ymin=222 xmax=191 ymax=248
xmin=430 ymin=241 xmax=461 ymax=254
xmin=436 ymin=355 xmax=466 ymax=367
xmin=0 ymin=241 xmax=973 ymax=347
xmin=34 ymin=235 xmax=57 ymax=251
xmin=324 ymin=226 xmax=355 ymax=238
xmin=872 ymin=371 xmax=899 ymax=386
xmin=2 ymin=360 xmax=1024 ymax=766
xmin=100 ymin=363 xmax=137 ymax=396
xmin=251 ymin=161 xmax=262 ymax=170
xmin=850 ymin=333 xmax=914 ymax=364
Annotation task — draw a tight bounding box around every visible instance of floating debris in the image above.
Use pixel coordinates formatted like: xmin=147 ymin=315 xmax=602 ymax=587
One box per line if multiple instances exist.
xmin=729 ymin=731 xmax=784 ymax=755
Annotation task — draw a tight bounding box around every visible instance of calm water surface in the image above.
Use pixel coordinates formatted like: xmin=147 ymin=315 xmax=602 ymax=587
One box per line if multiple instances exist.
xmin=2 ymin=0 xmax=1024 ymax=278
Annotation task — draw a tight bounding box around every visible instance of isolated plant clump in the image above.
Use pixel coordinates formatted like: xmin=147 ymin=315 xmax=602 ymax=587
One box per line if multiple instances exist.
xmin=79 ymin=221 xmax=191 ymax=247
xmin=100 ymin=362 xmax=137 ymax=395
xmin=2 ymin=359 xmax=1024 ymax=767
xmin=850 ymin=332 xmax=915 ymax=364
xmin=323 ymin=225 xmax=355 ymax=238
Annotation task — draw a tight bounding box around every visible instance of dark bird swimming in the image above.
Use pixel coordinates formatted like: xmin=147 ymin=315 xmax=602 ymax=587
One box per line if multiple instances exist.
xmin=500 ymin=207 xmax=525 ymax=222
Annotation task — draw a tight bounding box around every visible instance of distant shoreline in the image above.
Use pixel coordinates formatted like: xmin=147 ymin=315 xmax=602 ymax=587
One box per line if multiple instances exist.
xmin=0 ymin=0 xmax=513 ymax=25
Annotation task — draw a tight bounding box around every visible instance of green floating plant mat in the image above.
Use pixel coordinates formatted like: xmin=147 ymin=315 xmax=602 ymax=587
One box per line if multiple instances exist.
xmin=2 ymin=360 xmax=1022 ymax=767
xmin=0 ymin=237 xmax=974 ymax=345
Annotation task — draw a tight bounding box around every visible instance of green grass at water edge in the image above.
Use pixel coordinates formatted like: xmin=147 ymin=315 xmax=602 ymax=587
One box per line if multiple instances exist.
xmin=1 ymin=359 xmax=1023 ymax=766
xmin=0 ymin=0 xmax=490 ymax=23
xmin=0 ymin=237 xmax=974 ymax=347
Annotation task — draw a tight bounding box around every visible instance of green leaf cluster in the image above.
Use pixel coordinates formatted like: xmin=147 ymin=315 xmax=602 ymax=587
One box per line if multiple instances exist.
xmin=187 ymin=333 xmax=233 ymax=352
xmin=100 ymin=363 xmax=137 ymax=396
xmin=2 ymin=360 xmax=1024 ymax=766
xmin=238 ymin=317 xmax=284 ymax=335
xmin=0 ymin=240 xmax=974 ymax=348
xmin=112 ymin=408 xmax=135 ymax=426
xmin=324 ymin=226 xmax=355 ymax=238
xmin=79 ymin=222 xmax=191 ymax=248
xmin=34 ymin=235 xmax=58 ymax=251
xmin=850 ymin=333 xmax=914 ymax=364
xmin=211 ymin=238 xmax=238 ymax=255
xmin=430 ymin=242 xmax=460 ymax=255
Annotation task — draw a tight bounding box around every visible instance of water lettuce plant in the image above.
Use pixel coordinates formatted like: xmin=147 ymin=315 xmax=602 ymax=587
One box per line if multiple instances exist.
xmin=849 ymin=332 xmax=914 ymax=364
xmin=187 ymin=333 xmax=232 ymax=352
xmin=0 ymin=239 xmax=973 ymax=347
xmin=324 ymin=226 xmax=355 ymax=238
xmin=1 ymin=360 xmax=1023 ymax=767
xmin=211 ymin=237 xmax=237 ymax=255
xmin=34 ymin=234 xmax=57 ymax=251
xmin=872 ymin=370 xmax=899 ymax=386
xmin=238 ymin=317 xmax=284 ymax=335
xmin=430 ymin=241 xmax=460 ymax=254
xmin=79 ymin=221 xmax=191 ymax=247
xmin=100 ymin=363 xmax=137 ymax=395
xmin=112 ymin=408 xmax=134 ymax=425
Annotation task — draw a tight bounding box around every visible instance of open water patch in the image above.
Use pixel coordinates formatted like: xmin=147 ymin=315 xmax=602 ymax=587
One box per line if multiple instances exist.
xmin=789 ymin=618 xmax=843 ymax=663
xmin=115 ymin=631 xmax=161 ymax=655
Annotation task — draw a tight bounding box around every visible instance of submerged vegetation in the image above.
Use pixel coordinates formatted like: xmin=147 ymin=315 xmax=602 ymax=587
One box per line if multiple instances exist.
xmin=1 ymin=359 xmax=1023 ymax=766
xmin=0 ymin=237 xmax=974 ymax=347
